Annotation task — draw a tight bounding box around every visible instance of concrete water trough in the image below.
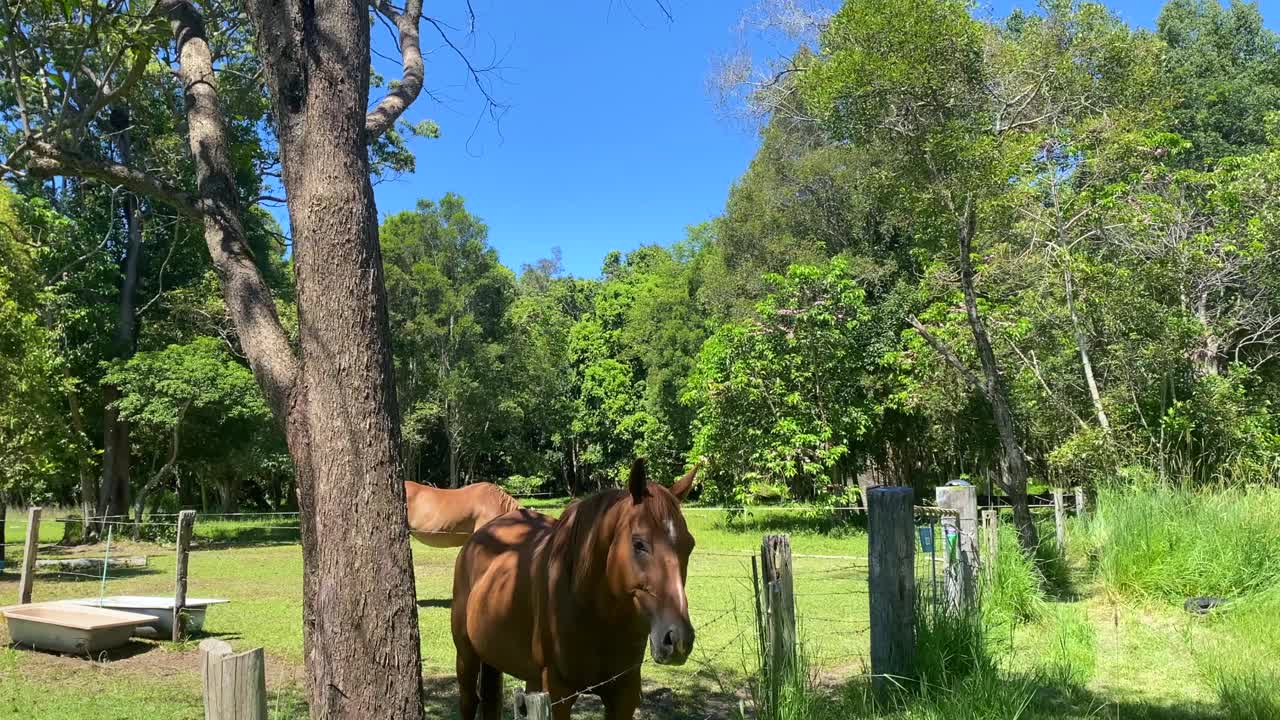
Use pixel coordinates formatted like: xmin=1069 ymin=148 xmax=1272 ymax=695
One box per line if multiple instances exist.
xmin=1 ymin=603 xmax=155 ymax=654
xmin=58 ymin=596 xmax=229 ymax=637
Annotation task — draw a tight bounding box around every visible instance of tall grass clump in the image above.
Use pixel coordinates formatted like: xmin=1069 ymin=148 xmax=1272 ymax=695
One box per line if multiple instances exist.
xmin=743 ymin=623 xmax=839 ymax=720
xmin=744 ymin=589 xmax=1053 ymax=720
xmin=915 ymin=596 xmax=989 ymax=691
xmin=981 ymin=524 xmax=1047 ymax=629
xmin=1085 ymin=485 xmax=1280 ymax=601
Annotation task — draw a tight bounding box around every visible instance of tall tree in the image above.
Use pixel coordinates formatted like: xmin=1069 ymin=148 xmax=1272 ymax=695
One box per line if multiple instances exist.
xmin=381 ymin=194 xmax=515 ymax=488
xmin=797 ymin=0 xmax=1159 ymax=551
xmin=1 ymin=0 xmax=430 ymax=714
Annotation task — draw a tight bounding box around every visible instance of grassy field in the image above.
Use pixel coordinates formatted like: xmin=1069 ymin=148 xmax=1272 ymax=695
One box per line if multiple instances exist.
xmin=1 ymin=489 xmax=1278 ymax=719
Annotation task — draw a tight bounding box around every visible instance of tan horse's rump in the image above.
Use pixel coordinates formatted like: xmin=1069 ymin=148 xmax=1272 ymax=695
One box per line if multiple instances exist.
xmin=404 ymin=481 xmax=521 ymax=548
xmin=451 ymin=459 xmax=702 ymax=720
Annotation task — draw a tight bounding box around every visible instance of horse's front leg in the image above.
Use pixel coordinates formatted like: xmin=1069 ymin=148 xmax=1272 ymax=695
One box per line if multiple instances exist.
xmin=599 ymin=670 xmax=641 ymax=720
xmin=541 ymin=669 xmax=576 ymax=720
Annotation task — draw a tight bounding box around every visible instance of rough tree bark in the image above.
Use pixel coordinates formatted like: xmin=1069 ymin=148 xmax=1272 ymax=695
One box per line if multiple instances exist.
xmin=21 ymin=0 xmax=427 ymax=713
xmin=908 ymin=200 xmax=1039 ymax=555
xmin=169 ymin=0 xmax=426 ymax=715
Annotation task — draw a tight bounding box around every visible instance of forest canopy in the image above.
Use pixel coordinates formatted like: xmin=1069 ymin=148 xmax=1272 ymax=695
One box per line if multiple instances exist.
xmin=1 ymin=0 xmax=1277 ymax=531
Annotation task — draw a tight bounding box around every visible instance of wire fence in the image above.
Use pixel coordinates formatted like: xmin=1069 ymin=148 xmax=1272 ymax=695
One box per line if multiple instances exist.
xmin=3 ymin=497 xmax=978 ymax=712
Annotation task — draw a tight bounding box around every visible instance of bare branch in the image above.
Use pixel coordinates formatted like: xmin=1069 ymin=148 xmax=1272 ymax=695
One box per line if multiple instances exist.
xmin=366 ymin=0 xmax=424 ymax=140
xmin=421 ymin=14 xmax=508 ymax=122
xmin=907 ymin=315 xmax=991 ymax=402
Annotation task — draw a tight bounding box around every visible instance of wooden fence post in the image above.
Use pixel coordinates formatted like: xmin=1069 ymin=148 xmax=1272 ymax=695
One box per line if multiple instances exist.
xmin=981 ymin=509 xmax=998 ymax=582
xmin=868 ymin=486 xmax=914 ymax=692
xmin=760 ymin=534 xmax=797 ymax=681
xmin=936 ymin=483 xmax=978 ymax=613
xmin=201 ymin=639 xmax=266 ymax=720
xmin=1053 ymin=488 xmax=1067 ymax=554
xmin=18 ymin=507 xmax=42 ymax=604
xmin=512 ymin=689 xmax=550 ymax=720
xmin=173 ymin=510 xmax=196 ymax=642
xmin=1073 ymin=486 xmax=1087 ymax=520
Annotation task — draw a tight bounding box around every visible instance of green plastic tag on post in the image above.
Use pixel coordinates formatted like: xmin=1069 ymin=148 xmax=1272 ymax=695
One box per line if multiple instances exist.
xmin=944 ymin=525 xmax=959 ymax=563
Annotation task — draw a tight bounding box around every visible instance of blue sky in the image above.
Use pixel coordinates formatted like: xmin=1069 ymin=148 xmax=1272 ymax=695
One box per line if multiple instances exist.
xmin=273 ymin=1 xmax=1272 ymax=278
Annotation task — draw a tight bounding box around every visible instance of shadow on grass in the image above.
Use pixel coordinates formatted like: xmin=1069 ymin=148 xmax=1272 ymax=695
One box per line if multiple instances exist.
xmin=417 ymin=671 xmax=746 ymax=720
xmin=0 ymin=566 xmax=163 ymax=584
xmin=193 ymin=526 xmax=303 ymax=549
xmin=7 ymin=639 xmax=158 ymax=663
xmin=417 ymin=598 xmax=452 ymax=609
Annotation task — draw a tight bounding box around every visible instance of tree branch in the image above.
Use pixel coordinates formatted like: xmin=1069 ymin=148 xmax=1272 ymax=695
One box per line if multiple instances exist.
xmin=26 ymin=141 xmax=206 ymax=217
xmin=907 ymin=315 xmax=991 ymax=403
xmin=366 ymin=0 xmax=423 ymax=140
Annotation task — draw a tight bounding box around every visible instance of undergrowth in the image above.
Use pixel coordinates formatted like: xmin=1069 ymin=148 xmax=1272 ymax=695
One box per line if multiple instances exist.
xmin=1082 ymin=484 xmax=1280 ymax=601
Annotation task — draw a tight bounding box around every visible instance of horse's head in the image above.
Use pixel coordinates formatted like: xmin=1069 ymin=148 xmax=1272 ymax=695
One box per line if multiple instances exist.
xmin=607 ymin=458 xmax=699 ymax=666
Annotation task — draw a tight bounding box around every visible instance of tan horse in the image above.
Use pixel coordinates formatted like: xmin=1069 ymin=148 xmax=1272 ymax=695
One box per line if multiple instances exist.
xmin=404 ymin=481 xmax=522 ymax=548
xmin=451 ymin=458 xmax=701 ymax=720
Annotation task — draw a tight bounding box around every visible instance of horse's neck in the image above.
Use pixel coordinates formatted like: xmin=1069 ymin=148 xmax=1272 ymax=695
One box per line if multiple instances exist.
xmin=546 ymin=492 xmax=623 ymax=612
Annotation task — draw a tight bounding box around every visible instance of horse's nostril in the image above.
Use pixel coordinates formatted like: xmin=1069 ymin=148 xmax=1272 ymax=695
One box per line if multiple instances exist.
xmin=662 ymin=627 xmax=677 ymax=650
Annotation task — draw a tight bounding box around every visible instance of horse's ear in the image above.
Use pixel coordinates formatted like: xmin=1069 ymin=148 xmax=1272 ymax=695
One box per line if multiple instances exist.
xmin=670 ymin=456 xmax=703 ymax=504
xmin=628 ymin=458 xmax=649 ymax=504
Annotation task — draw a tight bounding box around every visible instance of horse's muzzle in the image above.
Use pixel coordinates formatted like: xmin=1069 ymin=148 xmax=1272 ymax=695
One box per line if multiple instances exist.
xmin=650 ymin=620 xmax=695 ymax=666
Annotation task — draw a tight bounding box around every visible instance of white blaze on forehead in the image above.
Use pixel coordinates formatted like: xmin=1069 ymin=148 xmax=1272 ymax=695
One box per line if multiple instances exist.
xmin=667 ymin=519 xmax=676 ymax=542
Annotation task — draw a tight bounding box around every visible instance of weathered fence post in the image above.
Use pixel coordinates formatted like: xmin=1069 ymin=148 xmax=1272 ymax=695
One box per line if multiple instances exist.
xmin=512 ymin=689 xmax=550 ymax=720
xmin=868 ymin=486 xmax=914 ymax=692
xmin=173 ymin=510 xmax=196 ymax=642
xmin=200 ymin=639 xmax=266 ymax=720
xmin=981 ymin=509 xmax=999 ymax=582
xmin=760 ymin=534 xmax=797 ymax=680
xmin=18 ymin=507 xmax=42 ymax=604
xmin=1073 ymin=486 xmax=1087 ymax=520
xmin=936 ymin=483 xmax=978 ymax=613
xmin=1053 ymin=488 xmax=1067 ymax=554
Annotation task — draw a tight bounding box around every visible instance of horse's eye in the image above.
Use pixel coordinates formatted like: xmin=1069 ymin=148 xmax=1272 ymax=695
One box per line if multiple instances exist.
xmin=632 ymin=538 xmax=649 ymax=555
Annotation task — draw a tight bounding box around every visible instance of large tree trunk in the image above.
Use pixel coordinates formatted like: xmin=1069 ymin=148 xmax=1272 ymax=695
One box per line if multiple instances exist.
xmin=235 ymin=0 xmax=424 ymax=715
xmin=955 ymin=205 xmax=1038 ymax=554
xmin=162 ymin=2 xmax=423 ymax=716
xmin=28 ymin=1 xmax=426 ymax=714
xmin=98 ymin=109 xmax=144 ymax=527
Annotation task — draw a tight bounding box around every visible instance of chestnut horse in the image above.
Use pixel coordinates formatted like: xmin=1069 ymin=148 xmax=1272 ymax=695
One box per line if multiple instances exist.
xmin=404 ymin=481 xmax=522 ymax=548
xmin=451 ymin=458 xmax=702 ymax=719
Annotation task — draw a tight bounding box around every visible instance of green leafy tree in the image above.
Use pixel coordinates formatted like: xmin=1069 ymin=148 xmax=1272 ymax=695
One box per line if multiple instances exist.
xmin=381 ymin=194 xmax=515 ymax=487
xmin=686 ymin=259 xmax=875 ymax=503
xmin=102 ymin=336 xmax=273 ymax=532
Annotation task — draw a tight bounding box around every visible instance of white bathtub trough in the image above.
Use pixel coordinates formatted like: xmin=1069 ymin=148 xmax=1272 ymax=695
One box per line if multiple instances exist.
xmin=59 ymin=596 xmax=229 ymax=637
xmin=1 ymin=603 xmax=155 ymax=654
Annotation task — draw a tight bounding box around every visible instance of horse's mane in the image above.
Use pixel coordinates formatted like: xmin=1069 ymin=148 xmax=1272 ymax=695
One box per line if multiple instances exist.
xmin=489 ymin=483 xmax=522 ymax=514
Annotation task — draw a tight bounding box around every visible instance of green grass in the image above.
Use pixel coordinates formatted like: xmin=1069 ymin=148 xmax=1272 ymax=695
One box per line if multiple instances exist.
xmin=0 ymin=504 xmax=873 ymax=719
xmin=1083 ymin=485 xmax=1280 ymax=601
xmin=3 ymin=489 xmax=1279 ymax=718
